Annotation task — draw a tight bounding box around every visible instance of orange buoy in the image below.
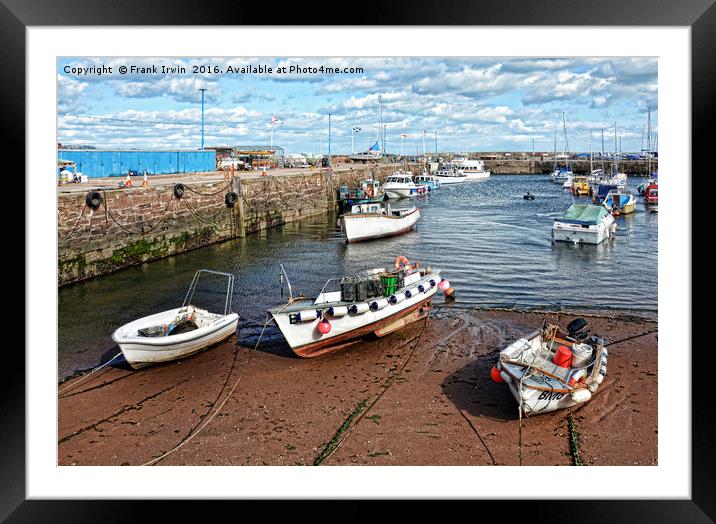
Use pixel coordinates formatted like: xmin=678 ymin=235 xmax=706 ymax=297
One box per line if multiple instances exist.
xmin=553 ymin=345 xmax=573 ymax=368
xmin=490 ymin=366 xmax=504 ymax=383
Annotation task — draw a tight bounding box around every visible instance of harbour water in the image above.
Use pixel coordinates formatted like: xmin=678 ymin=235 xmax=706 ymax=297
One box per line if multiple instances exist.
xmin=58 ymin=174 xmax=657 ymax=378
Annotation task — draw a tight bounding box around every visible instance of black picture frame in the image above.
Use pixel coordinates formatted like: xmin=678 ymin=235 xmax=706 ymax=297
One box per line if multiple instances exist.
xmin=5 ymin=0 xmax=711 ymax=521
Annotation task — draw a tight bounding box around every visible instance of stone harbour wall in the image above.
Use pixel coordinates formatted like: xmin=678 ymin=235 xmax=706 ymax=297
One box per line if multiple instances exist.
xmin=57 ymin=165 xmax=410 ymax=286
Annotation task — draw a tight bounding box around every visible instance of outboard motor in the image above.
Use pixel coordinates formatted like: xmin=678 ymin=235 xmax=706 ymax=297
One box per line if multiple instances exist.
xmin=567 ymin=318 xmax=589 ymax=340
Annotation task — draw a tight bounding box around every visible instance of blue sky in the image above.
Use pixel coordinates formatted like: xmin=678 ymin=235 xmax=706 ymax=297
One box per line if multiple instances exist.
xmin=58 ymin=57 xmax=657 ymax=155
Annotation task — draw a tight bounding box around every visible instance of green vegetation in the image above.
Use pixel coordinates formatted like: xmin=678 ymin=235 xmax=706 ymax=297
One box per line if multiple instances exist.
xmin=567 ymin=414 xmax=584 ymax=466
xmin=313 ymin=399 xmax=367 ymax=466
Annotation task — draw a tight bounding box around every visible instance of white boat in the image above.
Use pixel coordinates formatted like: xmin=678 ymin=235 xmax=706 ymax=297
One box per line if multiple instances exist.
xmin=434 ymin=169 xmax=467 ymax=184
xmin=550 ymin=114 xmax=574 ymax=183
xmin=603 ymin=189 xmax=636 ymax=215
xmin=552 ymin=203 xmax=616 ymax=245
xmin=414 ymin=172 xmax=441 ymax=190
xmin=551 ymin=168 xmax=573 ymax=183
xmin=111 ymin=270 xmax=239 ymax=369
xmin=383 ymin=172 xmax=427 ymax=198
xmin=562 ymin=175 xmax=573 ymax=189
xmin=338 ymin=202 xmax=420 ymax=243
xmin=491 ymin=318 xmax=608 ymax=416
xmin=452 ymin=157 xmax=490 ymax=180
xmin=270 ymin=259 xmax=444 ymax=358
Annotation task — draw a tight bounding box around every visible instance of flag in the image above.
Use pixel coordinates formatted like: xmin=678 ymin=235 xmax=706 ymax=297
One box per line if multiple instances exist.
xmin=400 ymin=134 xmax=408 ymax=138
xmin=353 ymin=127 xmax=361 ymax=133
xmin=368 ymin=141 xmax=380 ymax=151
xmin=271 ymin=115 xmax=281 ymax=125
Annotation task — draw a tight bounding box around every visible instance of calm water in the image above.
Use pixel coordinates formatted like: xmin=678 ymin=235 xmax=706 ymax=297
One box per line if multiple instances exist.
xmin=58 ymin=174 xmax=657 ymax=378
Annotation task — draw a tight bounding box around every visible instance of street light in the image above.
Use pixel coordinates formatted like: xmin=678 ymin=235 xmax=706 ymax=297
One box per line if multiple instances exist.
xmin=198 ymin=88 xmax=206 ymax=150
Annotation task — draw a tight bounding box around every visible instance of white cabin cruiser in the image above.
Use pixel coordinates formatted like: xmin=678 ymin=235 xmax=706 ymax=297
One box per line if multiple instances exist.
xmin=492 ymin=318 xmax=608 ymax=416
xmin=111 ymin=270 xmax=239 ymax=369
xmin=338 ymin=202 xmax=420 ymax=243
xmin=453 ymin=157 xmax=491 ymax=180
xmin=383 ymin=172 xmax=427 ymax=199
xmin=434 ymin=169 xmax=467 ymax=184
xmin=552 ymin=203 xmax=616 ymax=245
xmin=270 ymin=259 xmax=444 ymax=358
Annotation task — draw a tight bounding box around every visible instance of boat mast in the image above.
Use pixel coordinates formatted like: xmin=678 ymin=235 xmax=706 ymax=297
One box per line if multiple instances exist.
xmin=562 ymin=112 xmax=570 ymax=170
xmin=647 ymin=105 xmax=652 ymax=176
xmin=553 ymin=125 xmax=557 ymax=171
xmin=601 ymin=129 xmax=605 ymax=171
xmin=612 ymin=122 xmax=620 ymax=176
xmin=589 ymin=129 xmax=593 ymax=174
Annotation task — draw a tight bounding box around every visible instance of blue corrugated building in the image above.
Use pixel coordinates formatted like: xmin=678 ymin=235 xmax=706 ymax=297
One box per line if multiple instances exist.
xmin=57 ymin=149 xmax=216 ymax=178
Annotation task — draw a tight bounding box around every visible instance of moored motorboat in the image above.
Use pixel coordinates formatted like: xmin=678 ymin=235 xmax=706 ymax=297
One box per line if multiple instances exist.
xmin=644 ymin=181 xmax=658 ymax=212
xmin=414 ymin=172 xmax=441 ymax=190
xmin=338 ymin=178 xmax=384 ymax=209
xmin=270 ymin=258 xmax=445 ymax=357
xmin=434 ymin=169 xmax=467 ymax=184
xmin=111 ymin=270 xmax=239 ymax=369
xmin=491 ymin=318 xmax=608 ymax=416
xmin=604 ymin=189 xmax=636 ymax=216
xmin=453 ymin=157 xmax=491 ymax=180
xmin=338 ymin=201 xmax=420 ymax=243
xmin=552 ymin=203 xmax=616 ymax=245
xmin=383 ymin=172 xmax=427 ymax=198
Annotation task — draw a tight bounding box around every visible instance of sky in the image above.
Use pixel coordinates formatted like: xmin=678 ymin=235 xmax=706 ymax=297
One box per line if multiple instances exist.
xmin=57 ymin=57 xmax=658 ymax=155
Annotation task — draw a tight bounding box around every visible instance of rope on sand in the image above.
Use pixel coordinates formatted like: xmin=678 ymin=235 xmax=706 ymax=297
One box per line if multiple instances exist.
xmin=58 ymin=352 xmax=123 ymax=396
xmin=142 ymin=303 xmax=293 ymax=466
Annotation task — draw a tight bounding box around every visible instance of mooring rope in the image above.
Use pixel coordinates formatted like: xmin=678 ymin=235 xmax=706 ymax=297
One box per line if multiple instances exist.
xmin=184 ymin=179 xmax=233 ymax=197
xmin=315 ymin=307 xmax=433 ymax=465
xmin=180 ymin=196 xmax=227 ymax=224
xmin=58 ymin=200 xmax=87 ymax=244
xmin=142 ymin=302 xmax=292 ymax=466
xmin=58 ymin=351 xmax=123 ymax=396
xmin=104 ymin=191 xmax=176 ymax=235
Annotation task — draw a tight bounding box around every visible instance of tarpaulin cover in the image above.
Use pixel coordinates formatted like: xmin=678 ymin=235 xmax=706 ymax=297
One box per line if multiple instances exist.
xmin=560 ymin=204 xmax=608 ymax=225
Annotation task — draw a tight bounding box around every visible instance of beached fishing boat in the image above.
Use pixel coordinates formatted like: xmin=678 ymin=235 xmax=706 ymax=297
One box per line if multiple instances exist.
xmin=270 ymin=258 xmax=445 ymax=357
xmin=111 ymin=270 xmax=239 ymax=369
xmin=414 ymin=172 xmax=441 ymax=190
xmin=491 ymin=318 xmax=608 ymax=416
xmin=552 ymin=203 xmax=616 ymax=245
xmin=434 ymin=169 xmax=467 ymax=184
xmin=604 ymin=189 xmax=636 ymax=216
xmin=383 ymin=172 xmax=427 ymax=198
xmin=338 ymin=202 xmax=420 ymax=243
xmin=338 ymin=179 xmax=384 ymax=209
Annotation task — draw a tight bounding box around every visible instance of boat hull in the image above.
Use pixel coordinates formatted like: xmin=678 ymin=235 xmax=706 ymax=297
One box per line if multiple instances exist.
xmin=435 ymin=175 xmax=466 ymax=184
xmin=552 ymin=215 xmax=615 ymax=245
xmin=271 ymin=272 xmax=440 ymax=357
xmin=463 ymin=171 xmax=490 ymax=180
xmin=111 ymin=308 xmax=239 ymax=369
xmin=341 ymin=208 xmax=420 ymax=242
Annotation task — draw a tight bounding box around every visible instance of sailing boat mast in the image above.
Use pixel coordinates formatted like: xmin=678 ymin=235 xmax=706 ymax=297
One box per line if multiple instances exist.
xmin=589 ymin=129 xmax=593 ymax=175
xmin=562 ymin=112 xmax=570 ymax=170
xmin=553 ymin=125 xmax=557 ymax=171
xmin=601 ymin=129 xmax=605 ymax=171
xmin=647 ymin=105 xmax=652 ymax=176
xmin=613 ymin=122 xmax=618 ymax=175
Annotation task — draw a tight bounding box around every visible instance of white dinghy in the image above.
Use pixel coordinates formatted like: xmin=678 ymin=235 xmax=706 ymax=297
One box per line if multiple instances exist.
xmin=111 ymin=270 xmax=239 ymax=369
xmin=491 ymin=318 xmax=608 ymax=416
xmin=338 ymin=202 xmax=420 ymax=243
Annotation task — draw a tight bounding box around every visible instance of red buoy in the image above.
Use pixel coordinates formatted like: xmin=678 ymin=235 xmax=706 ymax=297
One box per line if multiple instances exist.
xmin=553 ymin=345 xmax=573 ymax=368
xmin=490 ymin=366 xmax=504 ymax=383
xmin=317 ymin=318 xmax=332 ymax=335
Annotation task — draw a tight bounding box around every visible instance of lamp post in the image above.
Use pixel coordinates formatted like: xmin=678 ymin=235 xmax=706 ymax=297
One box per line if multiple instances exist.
xmin=198 ymin=88 xmax=206 ymax=150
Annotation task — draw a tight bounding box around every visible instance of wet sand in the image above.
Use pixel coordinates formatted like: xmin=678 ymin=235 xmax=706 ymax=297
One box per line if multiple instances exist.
xmin=58 ymin=308 xmax=657 ymax=466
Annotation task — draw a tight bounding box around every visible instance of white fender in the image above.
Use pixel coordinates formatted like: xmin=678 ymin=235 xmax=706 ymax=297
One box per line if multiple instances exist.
xmin=370 ymin=298 xmax=389 ymax=311
xmin=571 ymin=389 xmax=592 ymax=404
xmin=327 ymin=306 xmax=348 ymax=317
xmin=389 ymin=293 xmax=406 ymax=304
xmin=297 ymin=309 xmax=320 ymax=323
xmin=588 ymin=383 xmax=599 ymax=393
xmin=595 ymin=374 xmax=604 ymax=385
xmin=349 ymin=303 xmax=370 ymax=314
